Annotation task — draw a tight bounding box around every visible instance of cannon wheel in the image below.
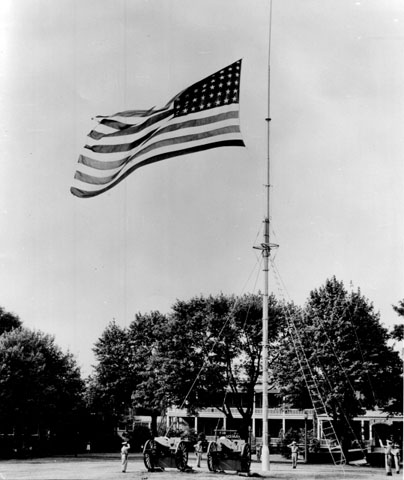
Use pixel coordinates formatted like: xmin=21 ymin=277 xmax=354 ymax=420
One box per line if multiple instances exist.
xmin=207 ymin=441 xmax=220 ymax=472
xmin=240 ymin=443 xmax=251 ymax=473
xmin=143 ymin=439 xmax=156 ymax=472
xmin=175 ymin=440 xmax=189 ymax=471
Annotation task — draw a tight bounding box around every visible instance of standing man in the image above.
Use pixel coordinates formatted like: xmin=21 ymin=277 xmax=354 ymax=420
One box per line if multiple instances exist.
xmin=382 ymin=439 xmax=393 ymax=476
xmin=194 ymin=433 xmax=205 ymax=468
xmin=391 ymin=441 xmax=401 ymax=474
xmin=288 ymin=441 xmax=299 ymax=469
xmin=121 ymin=441 xmax=130 ymax=473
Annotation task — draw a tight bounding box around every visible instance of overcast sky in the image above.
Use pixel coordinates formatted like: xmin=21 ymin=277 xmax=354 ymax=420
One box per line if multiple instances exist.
xmin=1 ymin=0 xmax=403 ymax=375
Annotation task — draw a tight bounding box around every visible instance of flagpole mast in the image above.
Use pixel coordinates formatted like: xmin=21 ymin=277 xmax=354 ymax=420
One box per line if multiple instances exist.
xmin=260 ymin=0 xmax=273 ymax=472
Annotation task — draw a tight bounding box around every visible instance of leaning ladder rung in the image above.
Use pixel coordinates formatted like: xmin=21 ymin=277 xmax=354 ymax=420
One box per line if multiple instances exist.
xmin=330 ymin=452 xmax=345 ymax=460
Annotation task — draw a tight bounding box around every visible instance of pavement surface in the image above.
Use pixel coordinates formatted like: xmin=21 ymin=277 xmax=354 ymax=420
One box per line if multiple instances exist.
xmin=0 ymin=453 xmax=398 ymax=480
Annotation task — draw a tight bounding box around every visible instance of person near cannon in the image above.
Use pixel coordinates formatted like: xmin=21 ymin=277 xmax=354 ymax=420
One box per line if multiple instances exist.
xmin=391 ymin=441 xmax=401 ymax=474
xmin=121 ymin=441 xmax=130 ymax=473
xmin=194 ymin=433 xmax=206 ymax=468
xmin=287 ymin=441 xmax=299 ymax=469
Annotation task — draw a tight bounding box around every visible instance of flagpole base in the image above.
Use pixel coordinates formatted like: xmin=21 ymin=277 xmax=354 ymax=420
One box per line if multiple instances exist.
xmin=261 ymin=445 xmax=270 ymax=472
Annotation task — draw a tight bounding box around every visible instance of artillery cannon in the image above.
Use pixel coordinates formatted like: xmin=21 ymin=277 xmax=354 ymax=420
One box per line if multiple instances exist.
xmin=143 ymin=436 xmax=190 ymax=472
xmin=207 ymin=430 xmax=251 ymax=474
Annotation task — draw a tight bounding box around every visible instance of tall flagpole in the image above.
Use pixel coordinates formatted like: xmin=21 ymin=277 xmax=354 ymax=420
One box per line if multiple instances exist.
xmin=260 ymin=0 xmax=273 ymax=472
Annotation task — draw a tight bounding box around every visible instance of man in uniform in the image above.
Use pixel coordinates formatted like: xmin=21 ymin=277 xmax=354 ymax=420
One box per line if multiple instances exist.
xmin=121 ymin=441 xmax=130 ymax=473
xmin=288 ymin=441 xmax=299 ymax=469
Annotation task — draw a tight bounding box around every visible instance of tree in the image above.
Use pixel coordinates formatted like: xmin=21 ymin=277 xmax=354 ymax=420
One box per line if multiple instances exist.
xmin=272 ymin=277 xmax=403 ymax=448
xmin=0 ymin=306 xmax=22 ymax=335
xmin=92 ymin=321 xmax=135 ymax=419
xmin=128 ymin=311 xmax=171 ymax=435
xmin=0 ymin=327 xmax=84 ymax=453
xmin=392 ymin=300 xmax=404 ymax=317
xmin=90 ymin=314 xmax=170 ymax=437
xmin=391 ymin=300 xmax=404 ymax=342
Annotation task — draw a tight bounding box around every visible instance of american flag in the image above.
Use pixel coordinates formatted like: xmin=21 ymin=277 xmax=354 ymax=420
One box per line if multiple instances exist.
xmin=71 ymin=60 xmax=245 ymax=198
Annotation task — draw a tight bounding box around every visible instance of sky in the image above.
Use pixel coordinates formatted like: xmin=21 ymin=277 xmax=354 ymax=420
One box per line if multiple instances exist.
xmin=0 ymin=0 xmax=403 ymax=376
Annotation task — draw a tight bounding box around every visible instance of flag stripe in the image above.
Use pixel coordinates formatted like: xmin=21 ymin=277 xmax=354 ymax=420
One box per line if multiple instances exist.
xmin=77 ymin=124 xmax=242 ymax=186
xmin=96 ymin=108 xmax=161 ymax=118
xmin=77 ymin=125 xmax=243 ymax=181
xmin=71 ymin=139 xmax=244 ymax=198
xmin=71 ymin=59 xmax=245 ymax=198
xmin=86 ymin=109 xmax=240 ymax=151
xmin=85 ymin=127 xmax=159 ymax=154
xmin=77 ymin=127 xmax=241 ymax=186
xmin=74 ymin=109 xmax=242 ymax=189
xmin=135 ymin=124 xmax=242 ymax=160
xmin=89 ymin=108 xmax=173 ymax=140
xmin=77 ymin=108 xmax=241 ymax=174
xmin=78 ymin=154 xmax=129 ymax=171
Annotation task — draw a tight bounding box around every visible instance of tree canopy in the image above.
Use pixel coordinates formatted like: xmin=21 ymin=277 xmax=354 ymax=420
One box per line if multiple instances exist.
xmin=0 ymin=306 xmax=22 ymax=335
xmin=271 ymin=277 xmax=403 ymax=445
xmin=156 ymin=292 xmax=287 ymax=430
xmin=0 ymin=327 xmax=84 ymax=441
xmin=391 ymin=299 xmax=404 ymax=342
xmin=92 ymin=293 xmax=288 ymax=438
xmin=91 ymin=320 xmax=136 ymax=416
xmin=88 ymin=313 xmax=171 ymax=435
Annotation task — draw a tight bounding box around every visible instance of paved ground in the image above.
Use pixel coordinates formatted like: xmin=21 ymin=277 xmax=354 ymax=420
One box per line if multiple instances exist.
xmin=0 ymin=453 xmax=397 ymax=480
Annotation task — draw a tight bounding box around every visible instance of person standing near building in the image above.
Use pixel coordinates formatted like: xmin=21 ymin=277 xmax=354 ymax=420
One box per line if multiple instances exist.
xmin=288 ymin=441 xmax=299 ymax=469
xmin=121 ymin=441 xmax=130 ymax=473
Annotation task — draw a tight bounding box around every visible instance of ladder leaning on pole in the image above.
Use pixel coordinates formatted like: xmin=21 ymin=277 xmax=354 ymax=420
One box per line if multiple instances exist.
xmin=286 ymin=315 xmax=346 ymax=468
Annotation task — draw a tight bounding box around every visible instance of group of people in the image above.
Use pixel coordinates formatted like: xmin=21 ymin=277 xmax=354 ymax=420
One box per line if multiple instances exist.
xmin=120 ymin=436 xmax=401 ymax=474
